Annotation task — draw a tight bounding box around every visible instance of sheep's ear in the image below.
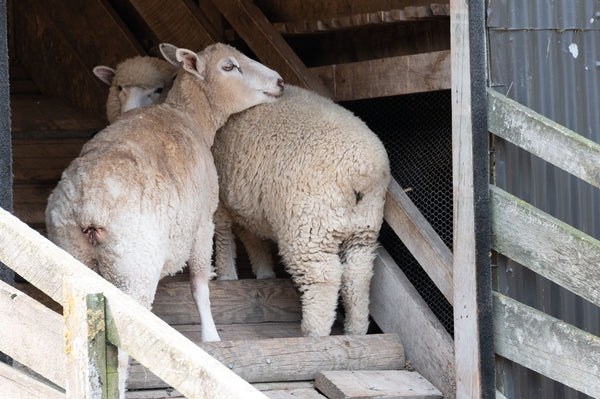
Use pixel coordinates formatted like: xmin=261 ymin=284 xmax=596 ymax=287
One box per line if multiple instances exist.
xmin=159 ymin=43 xmax=180 ymax=67
xmin=93 ymin=66 xmax=115 ymax=86
xmin=176 ymin=48 xmax=205 ymax=81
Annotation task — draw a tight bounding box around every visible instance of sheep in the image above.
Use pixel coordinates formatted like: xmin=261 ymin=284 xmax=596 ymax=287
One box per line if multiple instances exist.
xmin=211 ymin=84 xmax=390 ymax=337
xmin=93 ymin=56 xmax=177 ymax=123
xmin=46 ymin=43 xmax=284 ymax=398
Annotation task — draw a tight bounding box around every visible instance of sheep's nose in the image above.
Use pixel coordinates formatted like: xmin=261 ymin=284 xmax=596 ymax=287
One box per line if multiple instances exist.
xmin=277 ymin=78 xmax=284 ymax=89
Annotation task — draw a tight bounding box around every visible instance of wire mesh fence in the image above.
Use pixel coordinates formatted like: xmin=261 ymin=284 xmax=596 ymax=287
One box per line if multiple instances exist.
xmin=342 ymin=90 xmax=454 ymax=334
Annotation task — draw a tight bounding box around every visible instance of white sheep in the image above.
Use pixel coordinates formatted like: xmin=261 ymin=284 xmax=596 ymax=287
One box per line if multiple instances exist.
xmin=211 ymin=85 xmax=390 ymax=337
xmin=46 ymin=43 xmax=284 ymax=398
xmin=93 ymin=56 xmax=177 ymax=123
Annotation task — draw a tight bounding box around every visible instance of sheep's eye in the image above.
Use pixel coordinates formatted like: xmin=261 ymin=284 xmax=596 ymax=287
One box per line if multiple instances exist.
xmin=222 ymin=63 xmax=236 ymax=72
xmin=154 ymin=87 xmax=163 ymax=94
xmin=117 ymin=85 xmax=123 ymax=91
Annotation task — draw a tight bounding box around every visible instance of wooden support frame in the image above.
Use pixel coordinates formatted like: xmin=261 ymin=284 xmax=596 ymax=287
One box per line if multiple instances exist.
xmin=451 ymin=0 xmax=494 ymax=397
xmin=0 ymin=362 xmax=64 ymax=399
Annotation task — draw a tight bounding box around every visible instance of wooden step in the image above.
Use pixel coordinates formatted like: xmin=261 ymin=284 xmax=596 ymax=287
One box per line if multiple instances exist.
xmin=127 ymin=333 xmax=405 ymax=389
xmin=315 ymin=370 xmax=442 ymax=399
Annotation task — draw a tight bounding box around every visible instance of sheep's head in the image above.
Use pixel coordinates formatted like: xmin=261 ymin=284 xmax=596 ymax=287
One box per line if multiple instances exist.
xmin=93 ymin=56 xmax=177 ymax=123
xmin=160 ymin=43 xmax=284 ymax=117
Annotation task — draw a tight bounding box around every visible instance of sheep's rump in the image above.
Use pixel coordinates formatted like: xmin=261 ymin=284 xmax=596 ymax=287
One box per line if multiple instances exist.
xmin=213 ymin=85 xmax=390 ymax=245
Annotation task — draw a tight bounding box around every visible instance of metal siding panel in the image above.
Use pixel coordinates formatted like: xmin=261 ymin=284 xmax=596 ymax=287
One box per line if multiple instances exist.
xmin=488 ymin=1 xmax=600 ymax=398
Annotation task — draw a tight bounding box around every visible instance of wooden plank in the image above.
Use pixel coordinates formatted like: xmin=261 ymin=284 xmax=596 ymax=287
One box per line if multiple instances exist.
xmin=0 ymin=208 xmax=268 ymax=399
xmin=153 ymin=278 xmax=302 ymax=325
xmin=493 ymin=292 xmax=600 ymax=397
xmin=451 ymin=0 xmax=492 ymax=397
xmin=127 ymin=389 xmax=184 ymax=398
xmin=213 ymin=0 xmax=331 ymax=98
xmin=263 ymin=388 xmax=326 ymax=399
xmin=488 ymin=88 xmax=600 ymax=188
xmin=0 ymin=362 xmax=65 ymax=399
xmin=370 ymin=248 xmax=455 ymax=398
xmin=315 ymin=370 xmax=442 ymax=399
xmin=490 ymin=185 xmax=600 ymax=307
xmin=0 ymin=280 xmax=64 ymax=388
xmin=129 ymin=334 xmax=404 ymax=388
xmin=176 ymin=322 xmax=307 ymax=341
xmin=311 ymin=50 xmax=450 ymax=101
xmin=383 ymin=178 xmax=453 ymax=304
xmin=127 ymin=0 xmax=220 ymax=51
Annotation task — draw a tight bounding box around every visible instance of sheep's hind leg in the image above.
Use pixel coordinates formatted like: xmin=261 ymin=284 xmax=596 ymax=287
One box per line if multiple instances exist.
xmin=340 ymin=239 xmax=378 ymax=335
xmin=235 ymin=226 xmax=276 ymax=279
xmin=282 ymin=245 xmax=343 ymax=336
xmin=189 ymin=224 xmax=221 ymax=342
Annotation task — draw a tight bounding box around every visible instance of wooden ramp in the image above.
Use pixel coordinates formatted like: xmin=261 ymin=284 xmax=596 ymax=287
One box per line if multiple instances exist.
xmin=124 ymin=277 xmax=442 ymax=398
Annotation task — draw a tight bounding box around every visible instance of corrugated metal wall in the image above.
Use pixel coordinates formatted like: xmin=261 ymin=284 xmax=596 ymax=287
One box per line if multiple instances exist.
xmin=487 ymin=1 xmax=600 ymax=398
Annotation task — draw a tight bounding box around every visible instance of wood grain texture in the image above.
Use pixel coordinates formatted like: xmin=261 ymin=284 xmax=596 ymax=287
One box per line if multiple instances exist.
xmin=152 ymin=278 xmax=302 ymax=325
xmin=128 ymin=334 xmax=405 ymax=388
xmin=263 ymin=388 xmax=326 ymax=398
xmin=127 ymin=0 xmax=219 ymax=51
xmin=0 ymin=362 xmax=65 ymax=399
xmin=488 ymin=88 xmax=600 ymax=188
xmin=315 ymin=370 xmax=442 ymax=399
xmin=311 ymin=50 xmax=450 ymax=101
xmin=490 ymin=185 xmax=600 ymax=307
xmin=213 ymin=0 xmax=331 ymax=97
xmin=383 ymin=178 xmax=453 ymax=304
xmin=0 ymin=280 xmax=64 ymax=388
xmin=369 ymin=248 xmax=455 ymax=398
xmin=0 ymin=208 xmax=268 ymax=399
xmin=493 ymin=292 xmax=600 ymax=397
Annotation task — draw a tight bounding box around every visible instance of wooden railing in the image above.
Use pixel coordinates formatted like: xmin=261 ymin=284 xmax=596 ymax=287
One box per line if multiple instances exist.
xmin=0 ymin=208 xmax=268 ymax=398
xmin=488 ymin=88 xmax=600 ymax=397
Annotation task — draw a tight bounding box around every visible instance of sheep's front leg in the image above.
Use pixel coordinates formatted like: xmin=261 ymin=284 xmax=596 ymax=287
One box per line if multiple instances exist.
xmin=189 ymin=224 xmax=221 ymax=342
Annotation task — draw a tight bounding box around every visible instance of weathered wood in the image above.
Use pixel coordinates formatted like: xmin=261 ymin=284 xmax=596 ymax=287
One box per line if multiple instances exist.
xmin=126 ymin=389 xmax=184 ymax=398
xmin=128 ymin=334 xmax=405 ymax=388
xmin=488 ymin=88 xmax=600 ymax=188
xmin=383 ymin=178 xmax=453 ymax=304
xmin=0 ymin=208 xmax=268 ymax=399
xmin=0 ymin=362 xmax=65 ymax=399
xmin=176 ymin=322 xmax=309 ymax=341
xmin=315 ymin=370 xmax=442 ymax=399
xmin=63 ymin=287 xmax=111 ymax=398
xmin=496 ymin=390 xmax=507 ymax=399
xmin=263 ymin=388 xmax=326 ymax=399
xmin=493 ymin=292 xmax=600 ymax=397
xmin=153 ymin=278 xmax=301 ymax=325
xmin=490 ymin=185 xmax=600 ymax=307
xmin=213 ymin=0 xmax=331 ymax=97
xmin=369 ymin=248 xmax=455 ymax=398
xmin=311 ymin=50 xmax=450 ymax=102
xmin=451 ymin=0 xmax=492 ymax=397
xmin=127 ymin=0 xmax=220 ymax=51
xmin=274 ymin=4 xmax=450 ymax=34
xmin=0 ymin=280 xmax=64 ymax=388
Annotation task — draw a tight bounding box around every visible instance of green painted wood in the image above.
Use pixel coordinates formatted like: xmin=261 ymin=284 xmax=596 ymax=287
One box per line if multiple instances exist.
xmin=488 ymin=88 xmax=600 ymax=188
xmin=493 ymin=292 xmax=600 ymax=397
xmin=490 ymin=185 xmax=600 ymax=307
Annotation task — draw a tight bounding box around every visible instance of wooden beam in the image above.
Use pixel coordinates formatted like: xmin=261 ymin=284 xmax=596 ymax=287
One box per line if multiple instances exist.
xmin=127 ymin=0 xmax=220 ymax=51
xmin=0 ymin=208 xmax=268 ymax=399
xmin=128 ymin=334 xmax=405 ymax=388
xmin=153 ymin=278 xmax=301 ymax=325
xmin=488 ymin=88 xmax=600 ymax=188
xmin=13 ymin=0 xmax=143 ymax=119
xmin=213 ymin=0 xmax=331 ymax=98
xmin=261 ymin=388 xmax=325 ymax=399
xmin=451 ymin=0 xmax=493 ymax=397
xmin=383 ymin=178 xmax=453 ymax=304
xmin=493 ymin=292 xmax=600 ymax=397
xmin=0 ymin=362 xmax=64 ymax=399
xmin=314 ymin=370 xmax=442 ymax=399
xmin=0 ymin=280 xmax=64 ymax=388
xmin=490 ymin=185 xmax=600 ymax=307
xmin=369 ymin=248 xmax=456 ymax=398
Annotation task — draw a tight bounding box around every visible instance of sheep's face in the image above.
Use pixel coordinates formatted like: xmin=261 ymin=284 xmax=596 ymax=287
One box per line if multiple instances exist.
xmin=177 ymin=44 xmax=284 ymax=116
xmin=117 ymin=84 xmax=164 ymax=114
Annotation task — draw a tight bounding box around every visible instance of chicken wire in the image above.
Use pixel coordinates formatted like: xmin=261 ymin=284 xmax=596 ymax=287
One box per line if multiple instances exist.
xmin=342 ymin=90 xmax=454 ymax=334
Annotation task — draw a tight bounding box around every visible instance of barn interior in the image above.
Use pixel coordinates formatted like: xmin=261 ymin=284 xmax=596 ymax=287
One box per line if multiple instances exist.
xmin=7 ymin=1 xmax=454 ymax=397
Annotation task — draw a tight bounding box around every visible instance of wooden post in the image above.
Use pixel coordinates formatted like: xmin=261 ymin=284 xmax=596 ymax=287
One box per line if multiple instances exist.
xmin=451 ymin=0 xmax=494 ymax=398
xmin=63 ymin=280 xmax=115 ymax=398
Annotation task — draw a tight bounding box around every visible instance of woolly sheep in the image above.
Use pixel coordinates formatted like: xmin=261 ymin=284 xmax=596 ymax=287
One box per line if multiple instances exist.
xmin=46 ymin=43 xmax=284 ymax=398
xmin=93 ymin=56 xmax=177 ymax=123
xmin=211 ymin=85 xmax=390 ymax=337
